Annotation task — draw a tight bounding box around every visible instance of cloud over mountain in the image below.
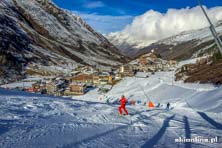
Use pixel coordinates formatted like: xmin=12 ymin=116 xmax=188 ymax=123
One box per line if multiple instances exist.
xmin=107 ymin=6 xmax=222 ymax=48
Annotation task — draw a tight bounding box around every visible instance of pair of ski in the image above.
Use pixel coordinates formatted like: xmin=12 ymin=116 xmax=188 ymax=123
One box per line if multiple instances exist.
xmin=118 ymin=113 xmax=131 ymax=118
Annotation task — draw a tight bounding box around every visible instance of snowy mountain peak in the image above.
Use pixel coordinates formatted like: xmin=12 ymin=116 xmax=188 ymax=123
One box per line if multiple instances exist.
xmin=157 ymin=23 xmax=222 ymax=46
xmin=107 ymin=21 xmax=222 ymax=60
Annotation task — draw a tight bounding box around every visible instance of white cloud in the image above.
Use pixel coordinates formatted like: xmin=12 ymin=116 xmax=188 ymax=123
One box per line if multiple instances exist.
xmin=108 ymin=6 xmax=222 ymax=48
xmin=84 ymin=1 xmax=105 ymax=8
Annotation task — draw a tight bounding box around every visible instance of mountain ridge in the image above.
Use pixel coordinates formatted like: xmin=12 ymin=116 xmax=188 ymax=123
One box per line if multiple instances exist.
xmin=107 ymin=21 xmax=222 ymax=60
xmin=0 ymin=0 xmax=126 ymax=83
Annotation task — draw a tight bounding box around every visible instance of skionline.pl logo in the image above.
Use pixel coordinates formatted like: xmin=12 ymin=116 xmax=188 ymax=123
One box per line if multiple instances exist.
xmin=175 ymin=136 xmax=219 ymax=143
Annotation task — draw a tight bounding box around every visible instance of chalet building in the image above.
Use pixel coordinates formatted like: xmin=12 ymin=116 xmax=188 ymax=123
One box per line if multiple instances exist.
xmin=119 ymin=65 xmax=134 ymax=77
xmin=151 ymin=59 xmax=169 ymax=71
xmin=26 ymin=87 xmax=35 ymax=93
xmin=93 ymin=75 xmax=100 ymax=85
xmin=177 ymin=64 xmax=195 ymax=73
xmin=154 ymin=61 xmax=164 ymax=70
xmin=137 ymin=65 xmax=155 ymax=72
xmin=169 ymin=60 xmax=178 ymax=66
xmin=25 ymin=82 xmax=44 ymax=93
xmin=108 ymin=75 xmax=113 ymax=84
xmin=71 ymin=74 xmax=93 ymax=85
xmin=139 ymin=53 xmax=158 ymax=65
xmin=64 ymin=83 xmax=87 ymax=95
xmin=115 ymin=73 xmax=122 ymax=80
xmin=46 ymin=82 xmax=57 ymax=95
xmin=99 ymin=75 xmax=113 ymax=85
xmin=32 ymin=83 xmax=40 ymax=90
xmin=139 ymin=56 xmax=148 ymax=65
xmin=46 ymin=80 xmax=64 ymax=95
xmin=70 ymin=83 xmax=87 ymax=95
xmin=149 ymin=53 xmax=158 ymax=59
xmin=196 ymin=57 xmax=209 ymax=65
xmin=31 ymin=82 xmax=46 ymax=93
xmin=120 ymin=65 xmax=130 ymax=73
xmin=92 ymin=73 xmax=113 ymax=85
xmin=121 ymin=71 xmax=134 ymax=77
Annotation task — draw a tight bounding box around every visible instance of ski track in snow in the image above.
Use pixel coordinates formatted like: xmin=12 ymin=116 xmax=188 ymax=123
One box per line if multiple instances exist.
xmin=0 ymin=63 xmax=222 ymax=147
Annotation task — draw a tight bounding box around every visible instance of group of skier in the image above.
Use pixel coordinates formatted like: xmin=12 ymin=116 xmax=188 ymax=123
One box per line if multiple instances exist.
xmin=118 ymin=95 xmax=171 ymax=116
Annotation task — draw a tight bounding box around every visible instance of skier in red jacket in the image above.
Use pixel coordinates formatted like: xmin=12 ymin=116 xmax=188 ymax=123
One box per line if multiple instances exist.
xmin=119 ymin=95 xmax=128 ymax=115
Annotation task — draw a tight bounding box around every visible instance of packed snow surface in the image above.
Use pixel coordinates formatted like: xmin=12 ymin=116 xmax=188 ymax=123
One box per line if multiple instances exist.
xmin=0 ymin=59 xmax=222 ymax=147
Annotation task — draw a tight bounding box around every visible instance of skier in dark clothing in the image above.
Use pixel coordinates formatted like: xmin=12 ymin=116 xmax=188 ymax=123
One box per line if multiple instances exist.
xmin=156 ymin=103 xmax=161 ymax=108
xmin=166 ymin=102 xmax=170 ymax=110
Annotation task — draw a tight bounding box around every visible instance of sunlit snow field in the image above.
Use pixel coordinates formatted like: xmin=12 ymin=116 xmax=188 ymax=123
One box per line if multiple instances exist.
xmin=0 ymin=59 xmax=222 ymax=148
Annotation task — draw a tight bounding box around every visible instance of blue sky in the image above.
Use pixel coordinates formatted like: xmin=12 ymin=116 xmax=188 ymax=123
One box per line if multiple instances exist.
xmin=53 ymin=0 xmax=222 ymax=34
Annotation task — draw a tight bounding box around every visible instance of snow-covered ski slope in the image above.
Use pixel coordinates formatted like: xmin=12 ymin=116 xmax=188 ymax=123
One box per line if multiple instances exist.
xmin=0 ymin=88 xmax=222 ymax=148
xmin=74 ymin=69 xmax=221 ymax=113
xmin=0 ymin=60 xmax=222 ymax=148
xmin=1 ymin=59 xmax=222 ymax=147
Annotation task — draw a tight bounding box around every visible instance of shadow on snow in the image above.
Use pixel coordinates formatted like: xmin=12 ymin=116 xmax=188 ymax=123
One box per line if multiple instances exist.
xmin=183 ymin=116 xmax=192 ymax=148
xmin=197 ymin=112 xmax=222 ymax=130
xmin=141 ymin=114 xmax=176 ymax=148
xmin=61 ymin=109 xmax=164 ymax=148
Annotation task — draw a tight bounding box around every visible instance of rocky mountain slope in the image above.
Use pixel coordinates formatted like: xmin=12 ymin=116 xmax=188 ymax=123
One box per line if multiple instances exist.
xmin=175 ymin=53 xmax=222 ymax=85
xmin=0 ymin=0 xmax=126 ymax=83
xmin=108 ymin=21 xmax=222 ymax=60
